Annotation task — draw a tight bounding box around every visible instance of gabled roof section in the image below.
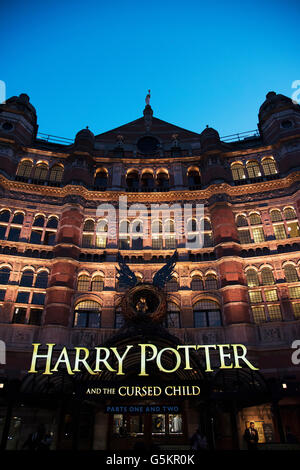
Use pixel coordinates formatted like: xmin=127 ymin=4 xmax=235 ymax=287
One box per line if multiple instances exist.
xmin=95 ymin=116 xmax=200 ymax=143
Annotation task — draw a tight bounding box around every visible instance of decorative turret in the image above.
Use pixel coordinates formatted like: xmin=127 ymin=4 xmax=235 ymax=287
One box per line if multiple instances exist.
xmin=74 ymin=126 xmax=95 ymax=152
xmin=0 ymin=93 xmax=37 ymax=144
xmin=199 ymin=125 xmax=231 ymax=186
xmin=258 ymin=91 xmax=300 ymax=174
xmin=143 ymin=89 xmax=153 ymax=132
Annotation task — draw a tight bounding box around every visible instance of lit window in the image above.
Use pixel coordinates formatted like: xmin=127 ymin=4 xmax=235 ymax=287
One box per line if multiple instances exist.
xmin=247 ymin=161 xmax=261 ymax=178
xmin=262 ymin=158 xmax=277 ymax=176
xmin=49 ymin=165 xmax=63 ymax=182
xmin=246 ymin=269 xmax=259 ymax=287
xmin=252 ymin=227 xmax=265 ymax=243
xmin=249 ymin=290 xmax=262 ymax=303
xmin=252 ymin=306 xmax=266 ymax=324
xmin=284 ymin=265 xmax=298 ymax=283
xmin=265 ymin=289 xmax=278 ymax=301
xmin=165 ymin=236 xmax=176 ymax=249
xmin=191 ymin=275 xmax=204 ymax=290
xmin=270 ymin=210 xmax=282 ymax=222
xmin=238 ymin=229 xmax=252 ymax=244
xmin=231 ymin=163 xmax=245 ymax=180
xmin=83 ymin=220 xmax=95 ymax=232
xmin=249 ymin=213 xmax=262 ymax=225
xmin=268 ymin=304 xmax=282 ymax=321
xmin=16 ymin=160 xmax=33 ymax=178
xmin=273 ymin=224 xmax=287 ymax=240
xmin=289 ymin=286 xmax=300 ymax=299
xmin=77 ymin=275 xmax=90 ymax=292
xmin=91 ymin=275 xmax=104 ymax=291
xmin=236 ymin=215 xmax=248 ymax=227
xmin=261 ymin=268 xmax=275 ymax=285
xmin=292 ymin=303 xmax=300 ymax=319
xmin=205 ymin=273 xmax=218 ymax=290
xmin=283 ymin=207 xmax=297 ymax=220
xmin=34 ymin=163 xmax=48 ymax=181
xmin=82 ymin=234 xmax=93 ymax=247
xmin=287 ymin=222 xmax=300 ymax=238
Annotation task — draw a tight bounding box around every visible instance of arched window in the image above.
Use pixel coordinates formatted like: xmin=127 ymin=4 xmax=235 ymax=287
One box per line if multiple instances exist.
xmin=49 ymin=165 xmax=63 ymax=183
xmin=284 ymin=207 xmax=297 ymax=220
xmin=246 ymin=269 xmax=259 ymax=287
xmin=165 ymin=276 xmax=178 ymax=292
xmin=0 ymin=210 xmax=11 ymax=223
xmin=164 ymin=219 xmax=175 ymax=233
xmin=236 ymin=215 xmax=248 ymax=227
xmin=0 ymin=267 xmax=11 ymax=284
xmin=187 ymin=218 xmax=197 ymax=232
xmin=249 ymin=213 xmax=261 ymax=225
xmin=83 ymin=219 xmax=95 ymax=232
xmin=203 ymin=219 xmax=212 ymax=231
xmin=35 ymin=271 xmax=48 ymax=288
xmin=205 ymin=273 xmax=218 ymax=290
xmin=262 ymin=157 xmax=277 ymax=176
xmin=33 ymin=215 xmax=45 ymax=227
xmin=152 ymin=220 xmax=163 ymax=234
xmin=46 ymin=217 xmax=58 ymax=229
xmin=91 ymin=275 xmax=104 ymax=291
xmin=77 ymin=275 xmax=90 ymax=292
xmin=165 ymin=302 xmax=180 ymax=328
xmin=126 ymin=170 xmax=139 ymax=190
xmin=231 ymin=163 xmax=245 ymax=181
xmin=34 ymin=163 xmax=48 ymax=181
xmin=284 ymin=264 xmax=298 ymax=283
xmin=94 ymin=169 xmax=108 ymax=188
xmin=187 ymin=168 xmax=201 ymax=187
xmin=16 ymin=160 xmax=33 ymax=178
xmin=141 ymin=171 xmax=154 ymax=189
xmin=115 ymin=304 xmax=125 ymax=328
xmin=74 ymin=300 xmax=101 ymax=328
xmin=156 ymin=171 xmax=169 ymax=189
xmin=119 ymin=220 xmax=130 ymax=249
xmin=20 ymin=269 xmax=34 ymax=287
xmin=270 ymin=209 xmax=282 ymax=222
xmin=191 ymin=275 xmax=204 ymax=291
xmin=96 ymin=219 xmax=108 ymax=248
xmin=246 ymin=161 xmax=261 ymax=178
xmin=11 ymin=212 xmax=24 ymax=225
xmin=193 ymin=299 xmax=222 ymax=327
xmin=261 ymin=267 xmax=275 ymax=286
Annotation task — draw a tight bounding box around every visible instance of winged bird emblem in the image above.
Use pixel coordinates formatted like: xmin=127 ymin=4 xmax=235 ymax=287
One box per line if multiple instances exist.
xmin=116 ymin=251 xmax=178 ymax=290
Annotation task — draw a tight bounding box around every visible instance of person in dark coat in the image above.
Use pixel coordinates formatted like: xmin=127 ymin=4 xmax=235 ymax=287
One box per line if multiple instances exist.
xmin=244 ymin=422 xmax=259 ymax=450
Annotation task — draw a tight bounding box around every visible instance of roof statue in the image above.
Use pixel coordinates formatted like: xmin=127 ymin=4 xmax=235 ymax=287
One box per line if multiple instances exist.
xmin=116 ymin=250 xmax=178 ymax=290
xmin=145 ymin=89 xmax=151 ymax=106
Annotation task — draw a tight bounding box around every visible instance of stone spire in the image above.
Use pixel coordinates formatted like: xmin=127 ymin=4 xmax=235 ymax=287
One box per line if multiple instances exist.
xmin=143 ymin=89 xmax=153 ymax=132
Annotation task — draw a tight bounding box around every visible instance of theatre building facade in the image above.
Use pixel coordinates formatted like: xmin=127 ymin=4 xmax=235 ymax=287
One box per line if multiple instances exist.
xmin=0 ymin=91 xmax=300 ymax=450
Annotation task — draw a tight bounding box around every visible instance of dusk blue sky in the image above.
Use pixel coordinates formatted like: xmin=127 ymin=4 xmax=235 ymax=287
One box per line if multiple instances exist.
xmin=2 ymin=0 xmax=300 ymax=139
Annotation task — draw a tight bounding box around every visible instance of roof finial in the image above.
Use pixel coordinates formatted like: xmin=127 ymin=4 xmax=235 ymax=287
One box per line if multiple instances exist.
xmin=145 ymin=89 xmax=151 ymax=106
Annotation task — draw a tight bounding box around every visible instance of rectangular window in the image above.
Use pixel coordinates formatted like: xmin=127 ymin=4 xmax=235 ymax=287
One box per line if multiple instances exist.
xmin=204 ymin=233 xmax=213 ymax=247
xmin=252 ymin=227 xmax=265 ymax=243
xmin=115 ymin=312 xmax=125 ymax=328
xmin=238 ymin=229 xmax=251 ymax=244
xmin=0 ymin=225 xmax=6 ymax=240
xmin=0 ymin=289 xmax=6 ymax=301
xmin=264 ymin=289 xmax=278 ymax=302
xmin=30 ymin=230 xmax=42 ymax=244
xmin=152 ymin=414 xmax=166 ymax=435
xmin=292 ymin=303 xmax=300 ymax=319
xmin=252 ymin=306 xmax=266 ymax=324
xmin=168 ymin=414 xmax=183 ymax=434
xmin=43 ymin=231 xmax=56 ymax=245
xmin=7 ymin=227 xmax=20 ymax=242
xmin=165 ymin=236 xmax=176 ymax=249
xmin=29 ymin=308 xmax=43 ymax=325
xmin=31 ymin=293 xmax=46 ymax=305
xmin=194 ymin=311 xmax=207 ymax=327
xmin=208 ymin=310 xmax=222 ymax=326
xmin=12 ymin=307 xmax=27 ymax=324
xmin=268 ymin=304 xmax=282 ymax=322
xmin=119 ymin=237 xmax=130 ymax=250
xmin=287 ymin=222 xmax=300 ymax=238
xmin=249 ymin=290 xmax=262 ymax=303
xmin=82 ymin=234 xmax=93 ymax=248
xmin=289 ymin=286 xmax=300 ymax=299
xmin=166 ymin=312 xmax=180 ymax=328
xmin=152 ymin=237 xmax=163 ymax=249
xmin=16 ymin=291 xmax=30 ymax=303
xmin=95 ymin=234 xmax=107 ymax=248
xmin=274 ymin=224 xmax=287 ymax=240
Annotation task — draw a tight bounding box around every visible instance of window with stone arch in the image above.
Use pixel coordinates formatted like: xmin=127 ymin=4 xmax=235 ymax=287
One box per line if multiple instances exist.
xmin=119 ymin=219 xmax=130 ymax=249
xmin=283 ymin=264 xmax=299 ymax=283
xmin=16 ymin=160 xmax=33 ymax=179
xmin=49 ymin=164 xmax=64 ymax=183
xmin=94 ymin=168 xmax=108 ymax=189
xmin=126 ymin=169 xmax=139 ymax=190
xmin=164 ymin=274 xmax=179 ymax=292
xmin=193 ymin=299 xmax=222 ymax=327
xmin=249 ymin=212 xmax=262 ymax=225
xmin=270 ymin=209 xmax=283 ymax=222
xmin=74 ymin=300 xmax=101 ymax=328
xmin=20 ymin=268 xmax=34 ymax=287
xmin=246 ymin=160 xmax=261 ymax=179
xmin=30 ymin=213 xmax=57 ymax=246
xmin=77 ymin=274 xmax=90 ymax=292
xmin=231 ymin=162 xmax=245 ymax=181
xmin=33 ymin=162 xmax=48 ymax=181
xmin=283 ymin=207 xmax=297 ymax=221
xmin=187 ymin=167 xmax=201 ymax=188
xmin=96 ymin=219 xmax=108 ymax=248
xmin=191 ymin=273 xmax=204 ymax=291
xmin=246 ymin=268 xmax=259 ymax=287
xmin=262 ymin=157 xmax=277 ymax=176
xmin=0 ymin=266 xmax=11 ymax=284
xmin=205 ymin=272 xmax=218 ymax=290
xmin=91 ymin=274 xmax=104 ymax=291
xmin=165 ymin=301 xmax=181 ymax=328
xmin=82 ymin=219 xmax=95 ymax=248
xmin=261 ymin=267 xmax=275 ymax=286
xmin=35 ymin=270 xmax=49 ymax=289
xmin=236 ymin=214 xmax=248 ymax=227
xmin=156 ymin=169 xmax=169 ymax=189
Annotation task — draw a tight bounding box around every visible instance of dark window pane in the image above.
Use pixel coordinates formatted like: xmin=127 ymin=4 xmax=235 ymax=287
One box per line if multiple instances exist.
xmin=16 ymin=291 xmax=30 ymax=303
xmin=12 ymin=213 xmax=24 ymax=224
xmin=20 ymin=271 xmax=34 ymax=287
xmin=32 ymin=293 xmax=46 ymax=305
xmin=0 ymin=268 xmax=10 ymax=284
xmin=30 ymin=230 xmax=42 ymax=244
xmin=29 ymin=308 xmax=43 ymax=325
xmin=0 ymin=289 xmax=6 ymax=301
xmin=0 ymin=225 xmax=6 ymax=240
xmin=46 ymin=217 xmax=58 ymax=229
xmin=12 ymin=307 xmax=27 ymax=324
xmin=44 ymin=231 xmax=56 ymax=245
xmin=33 ymin=216 xmax=45 ymax=227
xmin=194 ymin=311 xmax=207 ymax=327
xmin=7 ymin=228 xmax=20 ymax=241
xmin=0 ymin=210 xmax=10 ymax=222
xmin=35 ymin=272 xmax=48 ymax=288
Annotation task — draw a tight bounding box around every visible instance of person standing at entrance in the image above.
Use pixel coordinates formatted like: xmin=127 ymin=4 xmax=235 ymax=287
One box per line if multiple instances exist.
xmin=244 ymin=422 xmax=259 ymax=450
